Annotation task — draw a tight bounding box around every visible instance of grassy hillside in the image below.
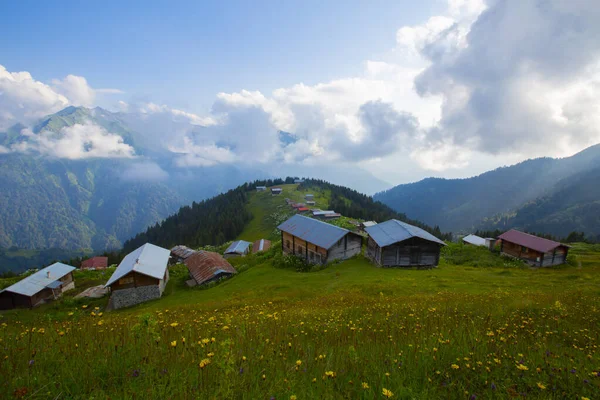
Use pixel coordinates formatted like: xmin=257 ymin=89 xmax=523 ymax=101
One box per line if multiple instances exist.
xmin=1 ymin=243 xmax=598 ymax=399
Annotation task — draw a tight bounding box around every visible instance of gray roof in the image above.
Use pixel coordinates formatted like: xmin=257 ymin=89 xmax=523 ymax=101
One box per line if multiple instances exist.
xmin=362 ymin=221 xmax=377 ymax=227
xmin=105 ymin=243 xmax=170 ymax=287
xmin=224 ymin=240 xmax=251 ymax=255
xmin=277 ymin=214 xmax=350 ymax=250
xmin=462 ymin=234 xmax=487 ymax=246
xmin=365 ymin=219 xmax=446 ymax=247
xmin=1 ymin=262 xmax=75 ymax=297
xmin=312 ymin=210 xmax=335 ymax=216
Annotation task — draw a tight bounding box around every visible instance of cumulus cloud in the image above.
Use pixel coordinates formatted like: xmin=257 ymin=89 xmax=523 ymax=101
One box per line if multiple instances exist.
xmin=11 ymin=123 xmax=136 ymax=159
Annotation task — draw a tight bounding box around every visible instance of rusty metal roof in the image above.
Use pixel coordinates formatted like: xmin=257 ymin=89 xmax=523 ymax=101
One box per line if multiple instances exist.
xmin=277 ymin=214 xmax=350 ymax=250
xmin=81 ymin=257 xmax=108 ymax=269
xmin=171 ymin=245 xmax=197 ymax=260
xmin=498 ymin=229 xmax=567 ymax=253
xmin=252 ymin=239 xmax=272 ymax=253
xmin=185 ymin=251 xmax=237 ymax=285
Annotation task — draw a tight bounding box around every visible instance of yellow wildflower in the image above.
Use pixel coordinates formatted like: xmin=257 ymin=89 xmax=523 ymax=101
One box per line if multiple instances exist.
xmin=290 ymin=396 xmax=297 ymax=400
xmin=170 ymin=340 xmax=177 ymax=347
xmin=296 ymin=360 xmax=302 ymax=366
xmin=451 ymin=364 xmax=460 ymax=369
xmin=199 ymin=358 xmax=211 ymax=368
xmin=537 ymin=382 xmax=546 ymax=390
xmin=516 ymin=364 xmax=529 ymax=371
xmin=362 ymin=382 xmax=369 ymax=389
xmin=170 ymin=322 xmax=179 ymax=327
xmin=382 ymin=388 xmax=394 ymax=398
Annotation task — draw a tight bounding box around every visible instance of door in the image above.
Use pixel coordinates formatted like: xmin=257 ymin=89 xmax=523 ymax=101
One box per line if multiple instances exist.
xmin=409 ymin=247 xmax=420 ymax=265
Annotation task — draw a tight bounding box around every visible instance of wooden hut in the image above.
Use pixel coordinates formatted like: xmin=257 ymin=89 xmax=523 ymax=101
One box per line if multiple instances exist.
xmin=271 ymin=187 xmax=282 ymax=195
xmin=80 ymin=256 xmax=108 ymax=270
xmin=253 ymin=239 xmax=272 ymax=253
xmin=105 ymin=243 xmax=170 ymax=309
xmin=256 ymin=186 xmax=267 ymax=191
xmin=184 ymin=251 xmax=237 ymax=286
xmin=0 ymin=263 xmax=76 ymax=309
xmin=365 ymin=220 xmax=445 ymax=268
xmin=224 ymin=240 xmax=251 ymax=258
xmin=277 ymin=215 xmax=362 ymax=264
xmin=170 ymin=245 xmax=197 ymax=264
xmin=498 ymin=229 xmax=569 ymax=266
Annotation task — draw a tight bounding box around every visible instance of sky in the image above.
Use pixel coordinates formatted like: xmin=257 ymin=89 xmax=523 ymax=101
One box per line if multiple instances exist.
xmin=1 ymin=0 xmax=600 ymax=187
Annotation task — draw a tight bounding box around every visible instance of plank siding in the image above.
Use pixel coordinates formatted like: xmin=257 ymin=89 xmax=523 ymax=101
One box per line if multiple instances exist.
xmin=281 ymin=231 xmax=361 ymax=264
xmin=367 ymin=237 xmax=442 ymax=268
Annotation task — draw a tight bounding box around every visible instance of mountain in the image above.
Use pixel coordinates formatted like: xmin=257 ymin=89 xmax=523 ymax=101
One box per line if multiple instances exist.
xmin=374 ymin=144 xmax=600 ymax=235
xmin=479 ymin=167 xmax=600 ymax=240
xmin=0 ymin=107 xmax=260 ymax=253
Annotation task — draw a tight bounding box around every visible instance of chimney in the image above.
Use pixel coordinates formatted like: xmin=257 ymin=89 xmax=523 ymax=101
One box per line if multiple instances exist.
xmin=46 ymin=271 xmax=51 ymax=278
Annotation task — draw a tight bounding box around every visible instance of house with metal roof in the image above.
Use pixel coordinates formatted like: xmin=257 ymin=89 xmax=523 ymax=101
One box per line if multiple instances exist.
xmin=0 ymin=263 xmax=76 ymax=309
xmin=365 ymin=220 xmax=446 ymax=268
xmin=462 ymin=234 xmax=497 ymax=250
xmin=256 ymin=186 xmax=267 ymax=191
xmin=271 ymin=187 xmax=283 ymax=195
xmin=170 ymin=245 xmax=198 ymax=263
xmin=224 ymin=240 xmax=251 ymax=258
xmin=277 ymin=215 xmax=362 ymax=264
xmin=184 ymin=251 xmax=237 ymax=287
xmin=80 ymin=256 xmax=108 ymax=270
xmin=305 ymin=194 xmax=314 ymax=201
xmin=105 ymin=243 xmax=170 ymax=309
xmin=498 ymin=229 xmax=569 ymax=266
xmin=253 ymin=239 xmax=272 ymax=253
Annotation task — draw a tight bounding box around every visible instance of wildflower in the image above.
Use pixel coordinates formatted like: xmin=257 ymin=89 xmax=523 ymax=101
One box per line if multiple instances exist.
xmin=28 ymin=359 xmax=35 ymax=367
xmin=207 ymin=352 xmax=214 ymax=357
xmin=262 ymin=374 xmax=266 ymax=380
xmin=385 ymin=372 xmax=390 ymax=377
xmin=296 ymin=360 xmax=302 ymax=366
xmin=451 ymin=364 xmax=460 ymax=369
xmin=58 ymin=331 xmax=65 ymax=336
xmin=170 ymin=322 xmax=179 ymax=327
xmin=199 ymin=358 xmax=211 ymax=368
xmin=170 ymin=341 xmax=177 ymax=347
xmin=68 ymin=312 xmax=74 ymax=316
xmin=516 ymin=364 xmax=529 ymax=371
xmin=582 ymin=397 xmax=590 ymax=400
xmin=82 ymin=305 xmax=88 ymax=309
xmin=537 ymin=382 xmax=546 ymax=390
xmin=242 ymin=356 xmax=247 ymax=361
xmin=362 ymin=382 xmax=369 ymax=389
xmin=312 ymin=378 xmax=316 ymax=383
xmin=382 ymin=388 xmax=394 ymax=398
xmin=290 ymin=396 xmax=297 ymax=400
xmin=325 ymin=371 xmax=336 ymax=378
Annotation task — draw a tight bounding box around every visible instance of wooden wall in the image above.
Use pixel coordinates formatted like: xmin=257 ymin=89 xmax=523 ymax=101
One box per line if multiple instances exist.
xmin=281 ymin=231 xmax=359 ymax=264
xmin=109 ymin=271 xmax=160 ymax=291
xmin=367 ymin=237 xmax=441 ymax=267
xmin=501 ymin=240 xmax=568 ymax=266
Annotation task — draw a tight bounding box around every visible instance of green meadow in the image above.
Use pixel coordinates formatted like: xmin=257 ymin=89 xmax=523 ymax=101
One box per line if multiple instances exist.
xmin=1 ymin=240 xmax=599 ymax=399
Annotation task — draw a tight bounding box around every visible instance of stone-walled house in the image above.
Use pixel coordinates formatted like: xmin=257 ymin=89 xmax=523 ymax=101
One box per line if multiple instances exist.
xmin=105 ymin=243 xmax=170 ymax=309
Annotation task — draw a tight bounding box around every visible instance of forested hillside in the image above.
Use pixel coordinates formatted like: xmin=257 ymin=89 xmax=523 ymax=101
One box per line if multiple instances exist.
xmin=375 ymin=144 xmax=600 ymax=234
xmin=479 ymin=167 xmax=600 ymax=241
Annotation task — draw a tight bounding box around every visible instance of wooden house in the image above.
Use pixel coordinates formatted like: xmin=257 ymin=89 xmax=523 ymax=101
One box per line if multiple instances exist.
xmin=105 ymin=243 xmax=170 ymax=309
xmin=498 ymin=229 xmax=569 ymax=266
xmin=277 ymin=215 xmax=362 ymax=264
xmin=271 ymin=187 xmax=283 ymax=195
xmin=256 ymin=186 xmax=267 ymax=191
xmin=80 ymin=256 xmax=108 ymax=270
xmin=306 ymin=200 xmax=316 ymax=206
xmin=170 ymin=245 xmax=197 ymax=264
xmin=224 ymin=240 xmax=251 ymax=258
xmin=305 ymin=194 xmax=314 ymax=201
xmin=297 ymin=207 xmax=310 ymax=213
xmin=462 ymin=234 xmax=496 ymax=250
xmin=253 ymin=239 xmax=272 ymax=253
xmin=0 ymin=263 xmax=76 ymax=309
xmin=184 ymin=251 xmax=237 ymax=287
xmin=366 ymin=220 xmax=445 ymax=268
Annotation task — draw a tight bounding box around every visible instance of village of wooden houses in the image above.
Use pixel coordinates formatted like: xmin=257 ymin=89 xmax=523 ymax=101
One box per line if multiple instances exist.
xmin=0 ymin=182 xmax=571 ymax=311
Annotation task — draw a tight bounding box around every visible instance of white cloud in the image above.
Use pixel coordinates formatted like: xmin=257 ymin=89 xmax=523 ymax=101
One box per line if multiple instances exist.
xmin=121 ymin=161 xmax=169 ymax=181
xmin=11 ymin=123 xmax=136 ymax=159
xmin=169 ymin=137 xmax=236 ymax=167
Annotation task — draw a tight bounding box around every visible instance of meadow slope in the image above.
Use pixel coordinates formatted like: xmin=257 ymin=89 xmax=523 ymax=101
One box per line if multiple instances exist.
xmin=1 ymin=242 xmax=599 ymax=399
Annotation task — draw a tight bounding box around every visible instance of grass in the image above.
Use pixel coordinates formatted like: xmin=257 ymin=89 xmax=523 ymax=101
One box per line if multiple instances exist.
xmin=1 ymin=243 xmax=599 ymax=399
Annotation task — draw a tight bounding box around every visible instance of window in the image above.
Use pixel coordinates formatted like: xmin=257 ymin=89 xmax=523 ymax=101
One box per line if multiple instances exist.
xmin=286 ymin=240 xmax=291 ymax=249
xmin=521 ymin=246 xmax=528 ymax=253
xmin=119 ymin=276 xmax=134 ymax=285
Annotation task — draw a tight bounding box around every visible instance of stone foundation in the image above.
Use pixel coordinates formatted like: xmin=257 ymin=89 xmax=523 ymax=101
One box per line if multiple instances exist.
xmin=110 ymin=285 xmax=162 ymax=309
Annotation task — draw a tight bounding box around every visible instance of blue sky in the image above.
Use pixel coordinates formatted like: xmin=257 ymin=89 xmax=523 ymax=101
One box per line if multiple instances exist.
xmin=1 ymin=0 xmax=599 ymax=186
xmin=1 ymin=0 xmax=441 ymax=111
